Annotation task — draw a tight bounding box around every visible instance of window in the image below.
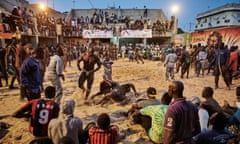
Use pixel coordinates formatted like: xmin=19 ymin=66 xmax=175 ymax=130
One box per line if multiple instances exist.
xmin=204 ymin=18 xmax=207 ymax=23
xmin=237 ymin=13 xmax=240 ymax=18
xmin=224 ymin=19 xmax=230 ymax=23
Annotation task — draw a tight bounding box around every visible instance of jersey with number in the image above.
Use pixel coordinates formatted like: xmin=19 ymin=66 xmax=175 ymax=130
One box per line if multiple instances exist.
xmin=20 ymin=99 xmax=60 ymax=136
xmin=164 ymin=98 xmax=199 ymax=143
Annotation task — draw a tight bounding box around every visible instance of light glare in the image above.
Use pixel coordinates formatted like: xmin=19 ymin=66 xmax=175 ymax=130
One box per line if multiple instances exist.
xmin=171 ymin=4 xmax=179 ymax=15
xmin=39 ymin=3 xmax=46 ymax=10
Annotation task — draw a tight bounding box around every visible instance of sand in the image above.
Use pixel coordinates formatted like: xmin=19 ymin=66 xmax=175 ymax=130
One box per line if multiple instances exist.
xmin=0 ymin=58 xmax=238 ymax=144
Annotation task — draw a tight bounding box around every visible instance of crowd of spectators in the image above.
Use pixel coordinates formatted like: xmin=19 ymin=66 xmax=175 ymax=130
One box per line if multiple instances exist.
xmin=0 ymin=6 xmax=176 ymax=37
xmin=0 ymin=6 xmax=58 ymax=36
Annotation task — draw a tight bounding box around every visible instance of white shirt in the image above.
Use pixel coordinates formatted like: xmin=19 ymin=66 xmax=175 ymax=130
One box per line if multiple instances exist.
xmin=198 ymin=108 xmax=209 ymax=131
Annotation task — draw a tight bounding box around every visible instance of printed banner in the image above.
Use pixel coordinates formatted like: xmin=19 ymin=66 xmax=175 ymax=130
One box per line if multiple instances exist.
xmin=171 ymin=33 xmax=191 ymax=47
xmin=191 ymin=27 xmax=240 ymax=47
xmin=82 ymin=29 xmax=113 ymax=38
xmin=120 ymin=29 xmax=152 ymax=38
xmin=56 ymin=24 xmax=62 ymax=35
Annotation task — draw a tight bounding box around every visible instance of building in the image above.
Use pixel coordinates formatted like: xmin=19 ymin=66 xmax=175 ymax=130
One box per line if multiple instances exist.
xmin=0 ymin=0 xmax=65 ymax=47
xmin=191 ymin=3 xmax=240 ymax=47
xmin=0 ymin=0 xmax=178 ymax=50
xmin=63 ymin=8 xmax=177 ymax=49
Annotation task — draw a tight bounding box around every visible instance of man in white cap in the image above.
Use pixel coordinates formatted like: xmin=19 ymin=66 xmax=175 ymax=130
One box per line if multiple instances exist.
xmin=189 ymin=96 xmax=209 ymax=131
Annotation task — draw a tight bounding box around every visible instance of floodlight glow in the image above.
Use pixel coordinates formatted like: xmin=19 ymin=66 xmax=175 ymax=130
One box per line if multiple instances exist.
xmin=39 ymin=3 xmax=46 ymax=11
xmin=171 ymin=4 xmax=179 ymax=15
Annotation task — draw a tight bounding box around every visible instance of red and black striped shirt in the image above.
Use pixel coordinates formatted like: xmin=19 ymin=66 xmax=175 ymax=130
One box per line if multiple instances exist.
xmin=17 ymin=99 xmax=59 ymax=137
xmin=89 ymin=126 xmax=118 ymax=144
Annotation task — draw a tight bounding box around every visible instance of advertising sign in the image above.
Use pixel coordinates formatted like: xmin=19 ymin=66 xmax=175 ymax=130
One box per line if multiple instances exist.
xmin=120 ymin=29 xmax=152 ymax=38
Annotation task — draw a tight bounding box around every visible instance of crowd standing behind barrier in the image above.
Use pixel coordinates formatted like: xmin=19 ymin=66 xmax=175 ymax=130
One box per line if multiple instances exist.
xmin=0 ymin=6 xmax=175 ymax=37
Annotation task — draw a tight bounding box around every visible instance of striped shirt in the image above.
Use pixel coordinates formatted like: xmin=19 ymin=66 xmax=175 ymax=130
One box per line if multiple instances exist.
xmin=89 ymin=126 xmax=118 ymax=144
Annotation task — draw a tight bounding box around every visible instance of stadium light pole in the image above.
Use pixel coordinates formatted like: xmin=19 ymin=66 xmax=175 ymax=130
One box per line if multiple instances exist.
xmin=170 ymin=4 xmax=180 ymax=34
xmin=170 ymin=4 xmax=179 ymax=16
xmin=39 ymin=3 xmax=46 ymax=11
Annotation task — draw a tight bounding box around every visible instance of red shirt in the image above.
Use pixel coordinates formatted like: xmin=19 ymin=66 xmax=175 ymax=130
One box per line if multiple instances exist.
xmin=100 ymin=79 xmax=112 ymax=93
xmin=15 ymin=45 xmax=27 ymax=69
xmin=229 ymin=51 xmax=238 ymax=71
xmin=89 ymin=126 xmax=118 ymax=144
xmin=18 ymin=99 xmax=59 ymax=136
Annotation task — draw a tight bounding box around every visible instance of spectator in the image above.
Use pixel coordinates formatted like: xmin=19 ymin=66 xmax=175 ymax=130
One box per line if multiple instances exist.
xmin=28 ymin=10 xmax=38 ymax=35
xmin=45 ymin=44 xmax=65 ymax=104
xmin=214 ymin=42 xmax=231 ymax=89
xmin=12 ymin=86 xmax=59 ymax=137
xmin=1 ymin=13 xmax=12 ymax=32
xmin=201 ymin=87 xmax=222 ymax=117
xmin=228 ymin=46 xmax=238 ymax=85
xmin=5 ymin=39 xmax=19 ymax=89
xmin=180 ymin=46 xmax=191 ymax=79
xmin=0 ymin=46 xmax=8 ymax=87
xmin=89 ymin=113 xmax=119 ymax=144
xmin=48 ymin=99 xmax=90 ymax=144
xmin=196 ymin=46 xmax=208 ymax=77
xmin=20 ymin=46 xmax=44 ymax=101
xmin=16 ymin=41 xmax=29 ymax=99
xmin=11 ymin=6 xmax=20 ymax=32
xmin=127 ymin=87 xmax=161 ymax=125
xmin=194 ymin=112 xmax=233 ymax=144
xmin=164 ymin=48 xmax=177 ymax=81
xmin=134 ymin=47 xmax=144 ymax=64
xmin=102 ymin=55 xmax=113 ymax=80
xmin=22 ymin=7 xmax=28 ymax=33
xmin=138 ymin=92 xmax=172 ymax=144
xmin=48 ymin=100 xmax=83 ymax=144
xmin=143 ymin=6 xmax=147 ymax=17
xmin=189 ymin=96 xmax=209 ymax=131
xmin=163 ymin=80 xmax=201 ymax=143
xmin=128 ymin=87 xmax=161 ymax=111
xmin=228 ymin=86 xmax=240 ymax=126
xmin=62 ymin=44 xmax=72 ymax=71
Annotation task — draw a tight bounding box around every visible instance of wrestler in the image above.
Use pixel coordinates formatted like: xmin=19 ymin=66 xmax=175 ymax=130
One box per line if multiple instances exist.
xmin=77 ymin=46 xmax=101 ymax=101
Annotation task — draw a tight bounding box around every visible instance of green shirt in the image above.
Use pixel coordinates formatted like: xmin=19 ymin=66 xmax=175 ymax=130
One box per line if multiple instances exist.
xmin=140 ymin=105 xmax=168 ymax=144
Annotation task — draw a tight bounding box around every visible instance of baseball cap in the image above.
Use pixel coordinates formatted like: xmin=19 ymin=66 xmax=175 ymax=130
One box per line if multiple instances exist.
xmin=147 ymin=87 xmax=157 ymax=98
xmin=189 ymin=96 xmax=201 ymax=105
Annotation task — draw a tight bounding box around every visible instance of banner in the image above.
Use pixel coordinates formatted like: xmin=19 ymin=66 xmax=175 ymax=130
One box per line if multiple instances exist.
xmin=56 ymin=24 xmax=62 ymax=35
xmin=82 ymin=29 xmax=113 ymax=38
xmin=120 ymin=29 xmax=152 ymax=38
xmin=171 ymin=33 xmax=191 ymax=47
xmin=191 ymin=27 xmax=240 ymax=47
